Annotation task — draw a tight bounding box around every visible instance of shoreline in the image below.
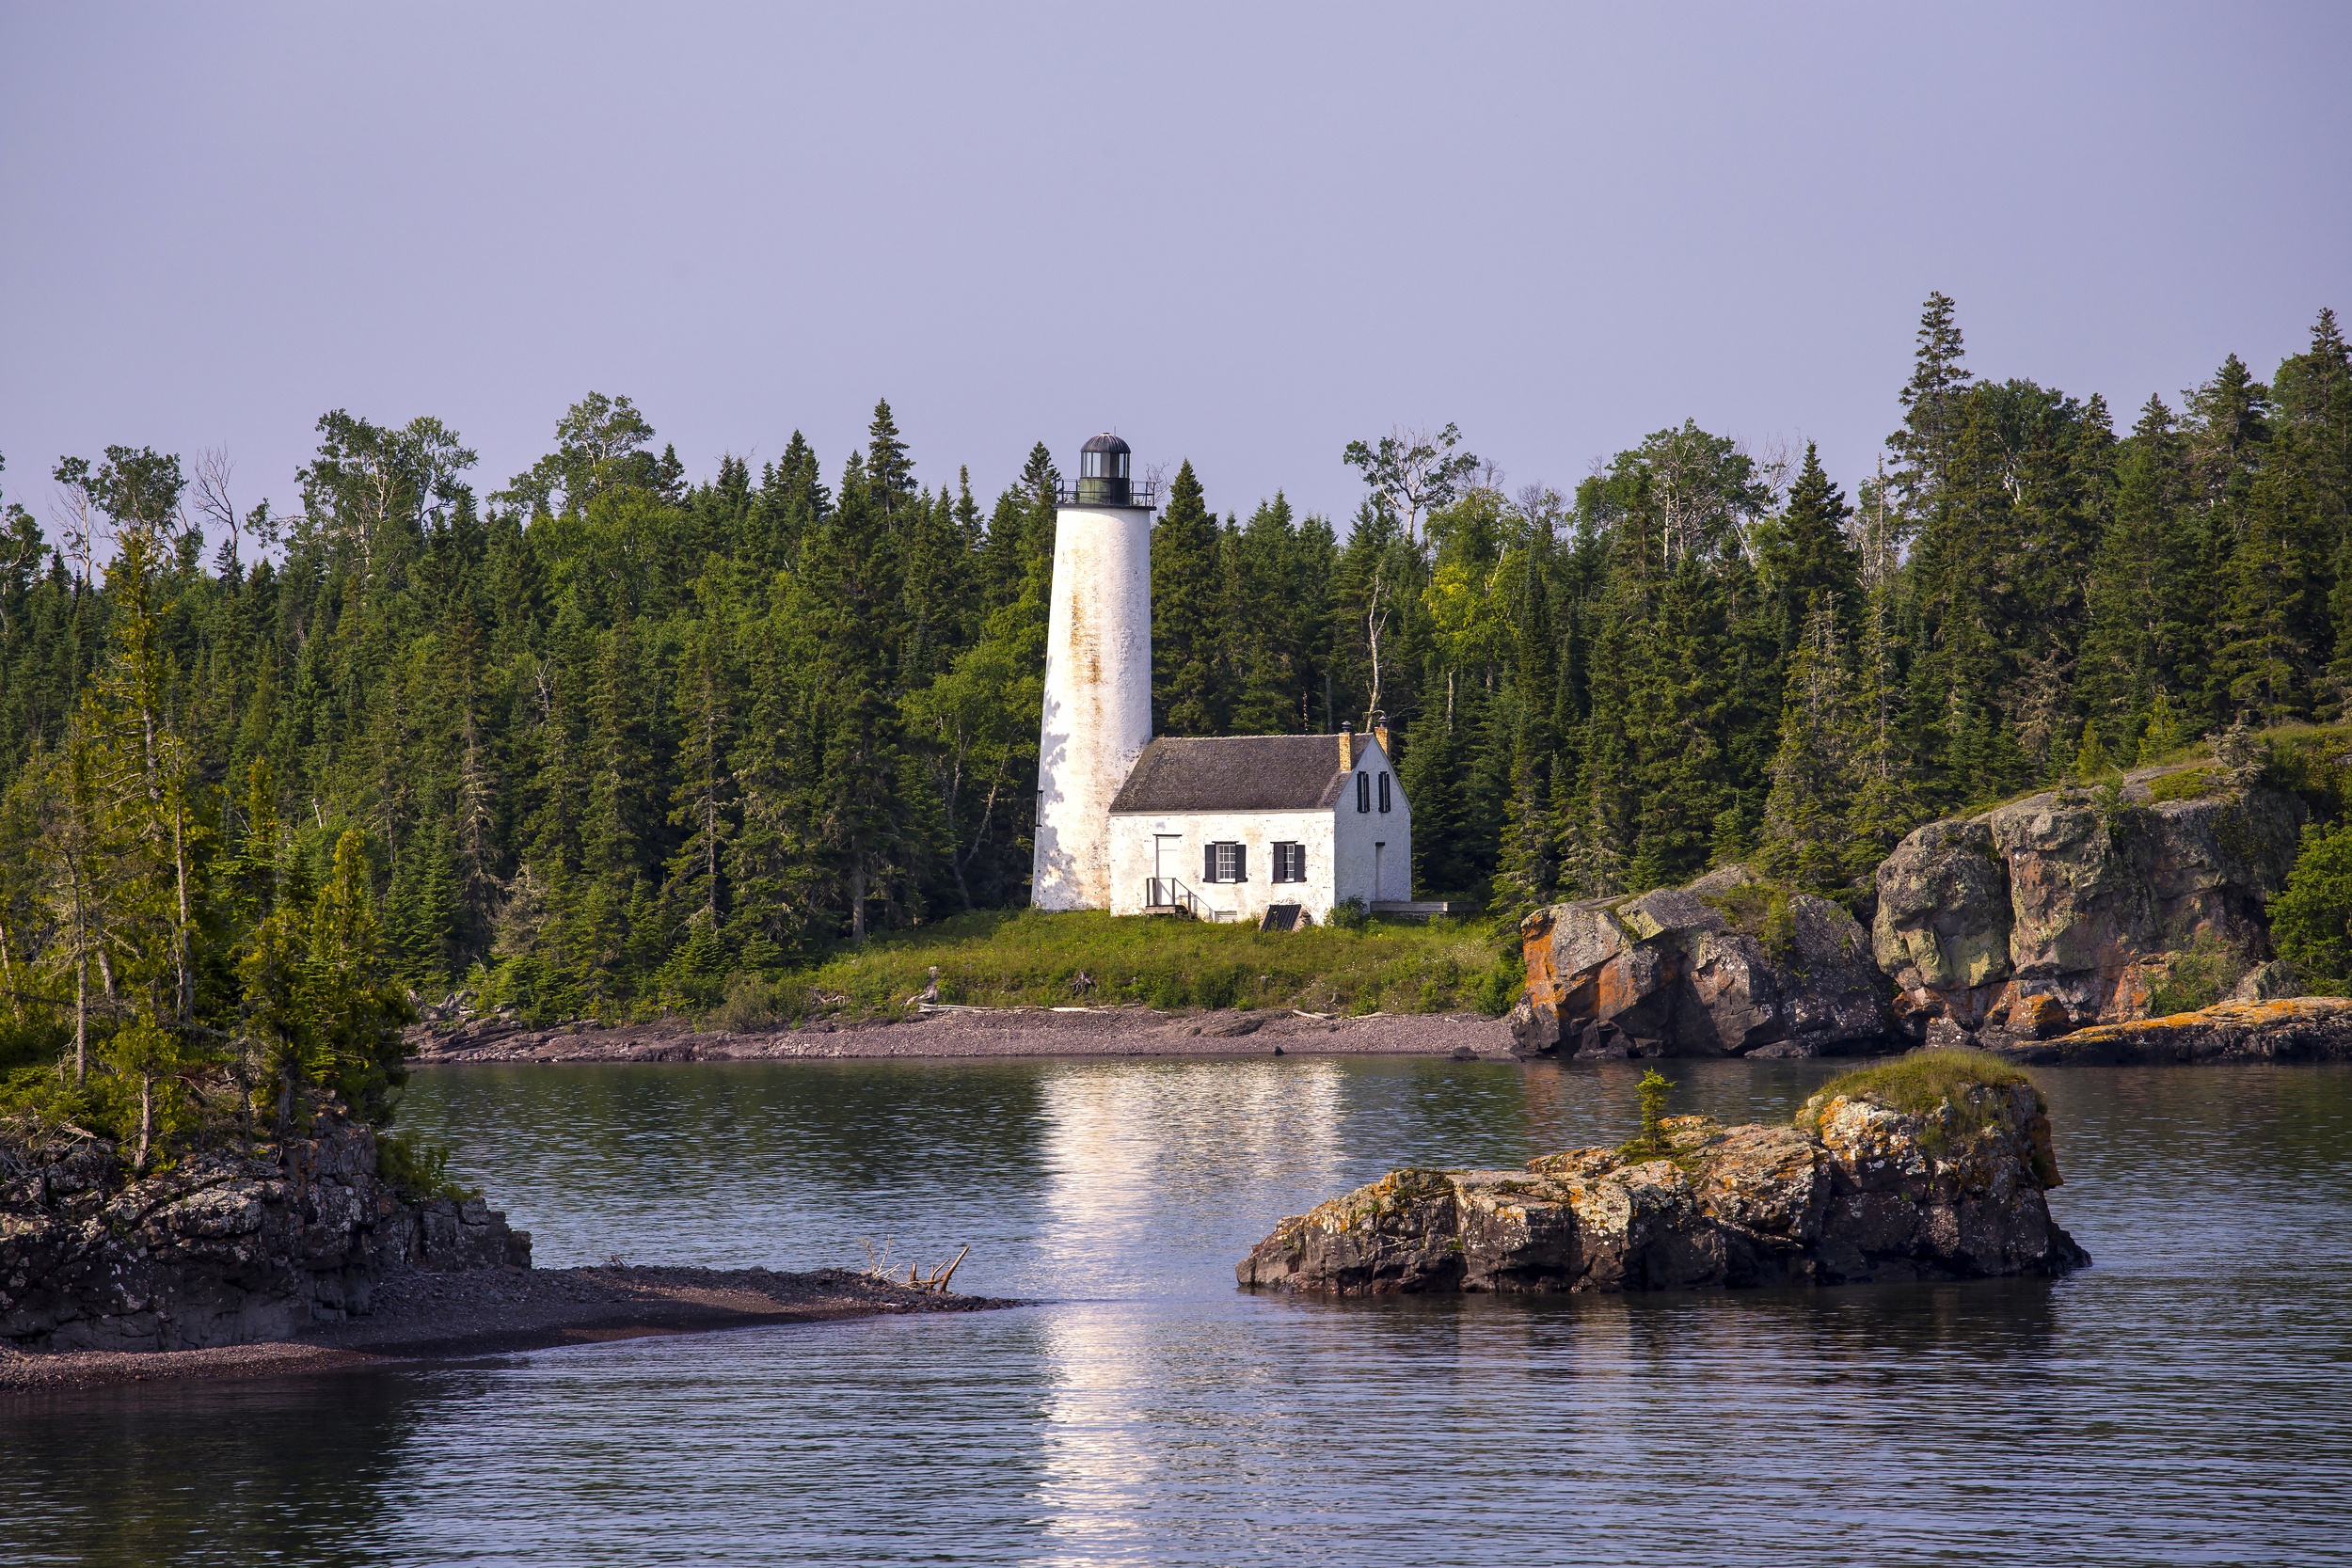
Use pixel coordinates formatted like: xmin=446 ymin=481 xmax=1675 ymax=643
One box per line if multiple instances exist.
xmin=405 ymin=1006 xmax=1518 ymax=1066
xmin=1 ymin=1264 xmax=1005 ymax=1394
xmin=404 ymin=996 xmax=2352 ymax=1069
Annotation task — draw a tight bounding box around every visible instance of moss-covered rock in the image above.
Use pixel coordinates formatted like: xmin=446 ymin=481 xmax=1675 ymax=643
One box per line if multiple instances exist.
xmin=1237 ymin=1055 xmax=2086 ymax=1295
xmin=1871 ymin=769 xmax=2304 ymax=1041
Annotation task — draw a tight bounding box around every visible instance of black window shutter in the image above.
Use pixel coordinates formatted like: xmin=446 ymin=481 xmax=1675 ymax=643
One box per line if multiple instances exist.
xmin=1358 ymin=772 xmax=1370 ymax=813
xmin=1379 ymin=772 xmax=1391 ymax=813
xmin=1204 ymin=844 xmax=1217 ymax=882
xmin=1235 ymin=844 xmax=1248 ymax=882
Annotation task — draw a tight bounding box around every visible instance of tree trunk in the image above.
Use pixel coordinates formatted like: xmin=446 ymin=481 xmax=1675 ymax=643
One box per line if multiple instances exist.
xmin=172 ymin=786 xmax=193 ymax=1027
xmin=135 ymin=1072 xmax=152 ymax=1174
xmin=0 ymin=915 xmax=20 ymax=1027
xmin=850 ymin=856 xmax=867 ymax=942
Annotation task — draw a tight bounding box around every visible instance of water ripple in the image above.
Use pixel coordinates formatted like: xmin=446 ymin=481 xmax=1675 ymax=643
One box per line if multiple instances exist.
xmin=8 ymin=1058 xmax=2350 ymax=1566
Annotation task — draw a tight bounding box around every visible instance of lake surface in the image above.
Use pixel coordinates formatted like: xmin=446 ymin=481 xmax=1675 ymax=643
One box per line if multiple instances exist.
xmin=8 ymin=1054 xmax=2352 ymax=1566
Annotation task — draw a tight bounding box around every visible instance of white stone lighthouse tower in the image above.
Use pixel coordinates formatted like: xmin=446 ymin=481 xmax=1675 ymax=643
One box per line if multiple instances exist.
xmin=1033 ymin=434 xmax=1156 ymax=911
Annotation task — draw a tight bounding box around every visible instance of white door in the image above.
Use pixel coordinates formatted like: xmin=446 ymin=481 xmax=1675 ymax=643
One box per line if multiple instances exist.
xmin=1154 ymin=834 xmax=1180 ymax=899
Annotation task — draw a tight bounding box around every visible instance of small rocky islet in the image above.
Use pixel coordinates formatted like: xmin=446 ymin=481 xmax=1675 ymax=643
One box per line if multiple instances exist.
xmin=1239 ymin=1053 xmax=2087 ymax=1295
xmin=1 ymin=1111 xmax=993 ymax=1385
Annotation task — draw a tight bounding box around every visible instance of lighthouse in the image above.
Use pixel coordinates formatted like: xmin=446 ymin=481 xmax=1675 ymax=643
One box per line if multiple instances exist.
xmin=1033 ymin=434 xmax=1157 ymax=911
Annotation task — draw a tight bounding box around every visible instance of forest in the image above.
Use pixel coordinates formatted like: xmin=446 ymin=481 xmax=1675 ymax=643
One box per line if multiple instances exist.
xmin=0 ymin=295 xmax=2348 ymax=1148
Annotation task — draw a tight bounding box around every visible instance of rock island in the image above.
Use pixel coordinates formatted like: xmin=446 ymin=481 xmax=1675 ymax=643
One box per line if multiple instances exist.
xmin=1237 ymin=1052 xmax=2087 ymax=1294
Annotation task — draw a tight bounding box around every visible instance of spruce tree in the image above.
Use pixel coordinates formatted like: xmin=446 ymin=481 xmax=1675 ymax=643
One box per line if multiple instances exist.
xmin=1759 ymin=608 xmax=1857 ymax=893
xmin=1152 ymin=461 xmax=1228 ymax=735
xmin=2078 ymin=396 xmax=2193 ymax=744
xmin=1886 ymin=292 xmax=1975 ymax=533
xmin=1491 ymin=537 xmax=1560 ymax=921
xmin=1756 ymin=442 xmax=1861 ymax=654
xmin=866 ymin=399 xmax=914 ymax=521
xmin=787 ymin=455 xmax=923 ymax=940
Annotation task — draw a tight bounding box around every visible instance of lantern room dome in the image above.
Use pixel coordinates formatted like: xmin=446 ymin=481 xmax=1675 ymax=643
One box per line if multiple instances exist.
xmin=1072 ymin=432 xmax=1140 ymax=507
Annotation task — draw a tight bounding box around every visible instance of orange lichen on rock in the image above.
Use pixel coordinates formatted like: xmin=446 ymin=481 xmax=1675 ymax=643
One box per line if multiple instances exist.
xmin=1982 ymin=995 xmax=2352 ymax=1064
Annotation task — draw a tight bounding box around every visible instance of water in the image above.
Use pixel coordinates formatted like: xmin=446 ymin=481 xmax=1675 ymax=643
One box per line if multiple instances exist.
xmin=8 ymin=1055 xmax=2352 ymax=1566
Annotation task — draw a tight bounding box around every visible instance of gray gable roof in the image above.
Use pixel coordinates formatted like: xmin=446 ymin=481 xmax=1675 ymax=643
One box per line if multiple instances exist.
xmin=1109 ymin=735 xmax=1365 ymax=814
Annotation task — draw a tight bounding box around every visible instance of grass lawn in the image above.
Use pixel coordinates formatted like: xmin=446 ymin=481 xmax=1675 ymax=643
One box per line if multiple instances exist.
xmin=762 ymin=908 xmax=1522 ymax=1022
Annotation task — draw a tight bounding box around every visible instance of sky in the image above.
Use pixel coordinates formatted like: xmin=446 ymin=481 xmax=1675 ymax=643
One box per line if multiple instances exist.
xmin=2 ymin=3 xmax=2348 ymax=539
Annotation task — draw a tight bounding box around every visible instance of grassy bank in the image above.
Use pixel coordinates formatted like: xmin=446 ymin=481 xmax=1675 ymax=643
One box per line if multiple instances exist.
xmin=715 ymin=910 xmax=1522 ymax=1025
xmin=1804 ymin=1048 xmax=2035 ymax=1118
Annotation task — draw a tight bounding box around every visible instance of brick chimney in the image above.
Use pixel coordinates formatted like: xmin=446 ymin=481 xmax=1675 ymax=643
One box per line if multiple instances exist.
xmin=1371 ymin=713 xmax=1391 ymax=757
xmin=1339 ymin=722 xmax=1354 ymax=771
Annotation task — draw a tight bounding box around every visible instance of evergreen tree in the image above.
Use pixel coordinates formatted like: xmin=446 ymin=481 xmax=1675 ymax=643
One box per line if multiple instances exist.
xmin=866 ymin=399 xmax=915 ymax=520
xmin=1152 ymin=461 xmax=1228 ymax=735
xmin=1760 ymin=608 xmax=1858 ymax=894
xmin=1756 ymin=441 xmax=1861 ymax=653
xmin=1886 ymin=291 xmax=1975 ymax=535
xmin=1491 ymin=535 xmax=1559 ymax=920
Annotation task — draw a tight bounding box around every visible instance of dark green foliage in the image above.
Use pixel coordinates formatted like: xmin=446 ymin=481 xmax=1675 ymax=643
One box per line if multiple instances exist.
xmin=2145 ymin=931 xmax=2247 ymax=1015
xmin=1152 ymin=461 xmax=1228 ymax=735
xmin=1623 ymin=1069 xmax=1676 ymax=1157
xmin=1701 ymin=879 xmax=1802 ymax=967
xmin=1755 ymin=442 xmax=1860 ymax=653
xmin=2143 ymin=764 xmax=2220 ymax=803
xmin=2270 ymin=819 xmax=2352 ymax=992
xmin=376 ymin=1132 xmax=477 ymax=1199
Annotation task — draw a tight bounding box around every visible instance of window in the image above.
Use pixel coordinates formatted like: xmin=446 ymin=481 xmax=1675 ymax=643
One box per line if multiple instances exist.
xmin=1357 ymin=771 xmax=1370 ymax=813
xmin=1272 ymin=842 xmax=1306 ymax=883
xmin=1203 ymin=841 xmax=1248 ymax=882
xmin=1378 ymin=771 xmax=1391 ymax=814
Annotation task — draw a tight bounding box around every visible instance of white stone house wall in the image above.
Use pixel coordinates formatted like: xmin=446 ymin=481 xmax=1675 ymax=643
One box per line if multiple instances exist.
xmin=1106 ymin=809 xmax=1339 ymax=922
xmin=1333 ymin=736 xmax=1412 ymax=907
xmin=1104 ymin=738 xmax=1412 ymax=923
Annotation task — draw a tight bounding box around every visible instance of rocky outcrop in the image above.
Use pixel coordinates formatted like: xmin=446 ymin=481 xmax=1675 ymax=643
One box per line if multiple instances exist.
xmin=1237 ymin=1068 xmax=2086 ymax=1294
xmin=1988 ymin=995 xmax=2352 ymax=1065
xmin=1873 ymin=773 xmax=2304 ymax=1039
xmin=1510 ymin=866 xmax=1892 ymax=1058
xmin=0 ymin=1117 xmax=529 ymax=1352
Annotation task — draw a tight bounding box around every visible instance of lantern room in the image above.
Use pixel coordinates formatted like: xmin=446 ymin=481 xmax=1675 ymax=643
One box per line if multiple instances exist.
xmin=1075 ymin=433 xmax=1133 ymax=505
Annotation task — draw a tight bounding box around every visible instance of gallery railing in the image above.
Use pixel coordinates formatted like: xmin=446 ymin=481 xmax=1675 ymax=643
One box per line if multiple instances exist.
xmin=1055 ymin=479 xmax=1159 ymax=508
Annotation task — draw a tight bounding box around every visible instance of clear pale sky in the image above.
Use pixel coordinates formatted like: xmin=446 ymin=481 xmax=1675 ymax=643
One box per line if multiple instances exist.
xmin=3 ymin=3 xmax=2346 ymax=534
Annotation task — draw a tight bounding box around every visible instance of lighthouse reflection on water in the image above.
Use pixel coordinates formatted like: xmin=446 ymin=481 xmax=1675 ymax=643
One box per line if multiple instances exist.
xmin=1030 ymin=1057 xmax=1348 ymax=1547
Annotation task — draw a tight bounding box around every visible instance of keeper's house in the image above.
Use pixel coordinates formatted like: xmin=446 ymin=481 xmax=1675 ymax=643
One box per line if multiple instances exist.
xmin=1104 ymin=726 xmax=1409 ymax=925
